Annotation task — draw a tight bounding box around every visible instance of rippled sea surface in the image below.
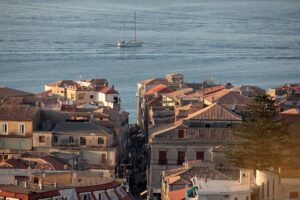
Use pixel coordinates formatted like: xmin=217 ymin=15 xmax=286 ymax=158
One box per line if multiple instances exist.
xmin=0 ymin=0 xmax=300 ymax=120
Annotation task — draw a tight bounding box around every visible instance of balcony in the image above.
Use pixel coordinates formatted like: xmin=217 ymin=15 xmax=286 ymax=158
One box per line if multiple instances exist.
xmin=54 ymin=138 xmax=79 ymax=147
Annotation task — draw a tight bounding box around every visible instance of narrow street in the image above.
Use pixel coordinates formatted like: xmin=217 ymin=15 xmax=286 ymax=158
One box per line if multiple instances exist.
xmin=128 ymin=125 xmax=148 ymax=200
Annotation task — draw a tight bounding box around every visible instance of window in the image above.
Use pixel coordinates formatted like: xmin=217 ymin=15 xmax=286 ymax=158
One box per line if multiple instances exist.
xmin=39 ymin=136 xmax=46 ymax=143
xmin=177 ymin=151 xmax=185 ymax=165
xmin=69 ymin=136 xmax=74 ymax=143
xmin=196 ymin=151 xmax=204 ymax=160
xmin=178 ymin=129 xmax=185 ymax=138
xmin=33 ymin=177 xmax=39 ymax=184
xmin=90 ymin=95 xmax=94 ymax=99
xmin=81 ymin=193 xmax=91 ymax=200
xmin=80 ymin=137 xmax=86 ymax=145
xmin=98 ymin=137 xmax=104 ymax=145
xmin=113 ymin=96 xmax=119 ymax=103
xmin=77 ymin=93 xmax=85 ymax=100
xmin=159 ymin=151 xmax=167 ymax=165
xmin=71 ymin=94 xmax=75 ymax=100
xmin=204 ymin=123 xmax=211 ymax=128
xmin=101 ymin=154 xmax=107 ymax=164
xmin=18 ymin=123 xmax=25 ymax=134
xmin=226 ymin=123 xmax=232 ymax=128
xmin=53 ymin=136 xmax=58 ymax=143
xmin=289 ymin=192 xmax=299 ymax=199
xmin=1 ymin=123 xmax=8 ymax=135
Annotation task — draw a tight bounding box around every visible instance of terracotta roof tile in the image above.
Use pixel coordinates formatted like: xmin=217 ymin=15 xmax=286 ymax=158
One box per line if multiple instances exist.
xmin=204 ymin=89 xmax=250 ymax=106
xmin=186 ymin=103 xmax=242 ymax=121
xmin=99 ymin=86 xmax=119 ymax=94
xmin=144 ymin=84 xmax=173 ymax=96
xmin=163 ymin=88 xmax=194 ymax=100
xmin=282 ymin=108 xmax=300 ymax=114
xmin=169 ymin=188 xmax=185 ymax=200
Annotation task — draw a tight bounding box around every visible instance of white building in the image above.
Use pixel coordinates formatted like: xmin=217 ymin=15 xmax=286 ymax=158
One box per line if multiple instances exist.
xmin=188 ymin=169 xmax=252 ymax=200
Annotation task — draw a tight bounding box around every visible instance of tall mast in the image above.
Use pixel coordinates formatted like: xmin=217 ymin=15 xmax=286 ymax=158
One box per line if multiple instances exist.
xmin=124 ymin=18 xmax=126 ymax=41
xmin=134 ymin=12 xmax=136 ymax=41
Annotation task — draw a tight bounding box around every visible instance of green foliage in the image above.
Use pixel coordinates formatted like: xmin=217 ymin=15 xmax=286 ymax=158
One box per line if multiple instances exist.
xmin=227 ymin=94 xmax=290 ymax=170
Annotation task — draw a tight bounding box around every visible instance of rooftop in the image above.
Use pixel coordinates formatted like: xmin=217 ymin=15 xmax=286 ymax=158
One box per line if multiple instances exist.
xmin=0 ymin=184 xmax=60 ymax=195
xmin=169 ymin=188 xmax=185 ymax=200
xmin=0 ymin=105 xmax=39 ymax=121
xmin=0 ymin=87 xmax=33 ymax=101
xmin=186 ymin=103 xmax=242 ymax=121
xmin=53 ymin=121 xmax=113 ymax=134
xmin=144 ymin=84 xmax=174 ymax=96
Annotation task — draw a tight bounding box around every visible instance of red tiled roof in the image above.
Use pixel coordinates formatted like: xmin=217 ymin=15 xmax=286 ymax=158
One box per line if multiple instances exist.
xmin=169 ymin=188 xmax=185 ymax=200
xmin=203 ymin=85 xmax=225 ymax=95
xmin=144 ymin=84 xmax=173 ymax=96
xmin=99 ymin=86 xmax=119 ymax=94
xmin=35 ymin=90 xmax=52 ymax=98
xmin=282 ymin=108 xmax=300 ymax=114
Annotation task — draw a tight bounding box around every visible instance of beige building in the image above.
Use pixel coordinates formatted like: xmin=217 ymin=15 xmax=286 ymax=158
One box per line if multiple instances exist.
xmin=148 ymin=103 xmax=243 ymax=199
xmin=45 ymin=79 xmax=121 ymax=110
xmin=0 ymin=105 xmax=40 ymax=155
xmin=33 ymin=121 xmax=117 ymax=177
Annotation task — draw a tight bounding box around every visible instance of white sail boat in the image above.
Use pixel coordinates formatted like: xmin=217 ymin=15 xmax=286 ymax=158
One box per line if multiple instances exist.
xmin=117 ymin=12 xmax=143 ymax=48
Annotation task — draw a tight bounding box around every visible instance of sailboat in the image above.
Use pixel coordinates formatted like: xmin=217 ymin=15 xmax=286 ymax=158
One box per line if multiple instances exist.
xmin=117 ymin=12 xmax=143 ymax=48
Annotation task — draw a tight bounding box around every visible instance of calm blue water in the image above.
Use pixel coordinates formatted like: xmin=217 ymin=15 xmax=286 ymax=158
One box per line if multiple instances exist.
xmin=0 ymin=0 xmax=300 ymax=121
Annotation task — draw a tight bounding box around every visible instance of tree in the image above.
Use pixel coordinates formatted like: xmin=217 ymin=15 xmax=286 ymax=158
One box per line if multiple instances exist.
xmin=227 ymin=94 xmax=290 ymax=170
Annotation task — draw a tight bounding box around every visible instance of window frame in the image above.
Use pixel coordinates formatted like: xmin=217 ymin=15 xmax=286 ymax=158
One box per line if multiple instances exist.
xmin=53 ymin=136 xmax=58 ymax=143
xmin=158 ymin=151 xmax=167 ymax=165
xmin=178 ymin=129 xmax=185 ymax=139
xmin=69 ymin=136 xmax=74 ymax=144
xmin=80 ymin=137 xmax=86 ymax=146
xmin=18 ymin=122 xmax=26 ymax=135
xmin=177 ymin=151 xmax=185 ymax=165
xmin=1 ymin=122 xmax=8 ymax=135
xmin=39 ymin=136 xmax=46 ymax=143
xmin=196 ymin=151 xmax=204 ymax=160
xmin=98 ymin=137 xmax=104 ymax=145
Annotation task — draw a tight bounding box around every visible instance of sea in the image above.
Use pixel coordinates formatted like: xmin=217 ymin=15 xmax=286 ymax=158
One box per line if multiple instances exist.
xmin=0 ymin=0 xmax=299 ymax=121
